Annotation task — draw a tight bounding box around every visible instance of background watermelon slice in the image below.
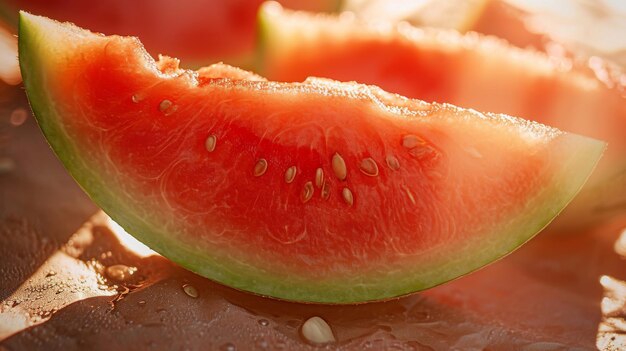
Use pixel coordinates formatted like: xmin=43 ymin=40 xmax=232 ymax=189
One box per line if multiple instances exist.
xmin=19 ymin=13 xmax=604 ymax=302
xmin=1 ymin=0 xmax=339 ymax=68
xmin=258 ymin=3 xmax=626 ymax=228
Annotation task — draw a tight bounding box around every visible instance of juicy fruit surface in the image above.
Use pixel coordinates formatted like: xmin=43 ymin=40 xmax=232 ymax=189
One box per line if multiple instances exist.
xmin=19 ymin=13 xmax=604 ymax=302
xmin=259 ymin=4 xmax=626 ymax=183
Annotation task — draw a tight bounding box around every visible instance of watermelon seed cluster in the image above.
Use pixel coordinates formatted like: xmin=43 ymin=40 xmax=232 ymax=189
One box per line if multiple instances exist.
xmin=200 ymin=131 xmax=434 ymax=208
xmin=196 ymin=120 xmax=437 ymax=210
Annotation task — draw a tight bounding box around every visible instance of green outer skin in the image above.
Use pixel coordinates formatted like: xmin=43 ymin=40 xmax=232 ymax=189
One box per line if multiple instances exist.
xmin=19 ymin=12 xmax=606 ymax=303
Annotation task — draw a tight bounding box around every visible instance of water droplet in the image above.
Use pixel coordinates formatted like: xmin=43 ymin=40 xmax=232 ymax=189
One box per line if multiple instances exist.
xmin=182 ymin=284 xmax=198 ymax=298
xmin=45 ymin=270 xmax=57 ymax=278
xmin=258 ymin=319 xmax=269 ymax=326
xmin=220 ymin=342 xmax=236 ymax=351
xmin=10 ymin=108 xmax=28 ymax=126
xmin=106 ymin=264 xmax=137 ymax=281
xmin=301 ymin=316 xmax=336 ymax=344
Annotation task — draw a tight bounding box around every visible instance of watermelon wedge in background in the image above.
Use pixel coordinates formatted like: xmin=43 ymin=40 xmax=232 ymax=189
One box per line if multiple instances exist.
xmin=343 ymin=0 xmax=626 ymax=68
xmin=258 ymin=3 xmax=626 ymax=229
xmin=341 ymin=0 xmax=540 ymax=48
xmin=0 ymin=0 xmax=339 ymax=68
xmin=0 ymin=24 xmax=19 ymax=87
xmin=19 ymin=12 xmax=604 ymax=303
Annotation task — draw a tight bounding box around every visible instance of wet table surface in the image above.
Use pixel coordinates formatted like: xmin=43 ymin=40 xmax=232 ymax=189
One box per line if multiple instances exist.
xmin=1 ymin=88 xmax=626 ymax=351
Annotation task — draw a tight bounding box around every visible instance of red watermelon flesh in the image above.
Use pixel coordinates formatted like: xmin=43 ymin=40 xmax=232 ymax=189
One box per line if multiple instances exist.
xmin=18 ymin=12 xmax=604 ymax=302
xmin=258 ymin=3 xmax=626 ymax=187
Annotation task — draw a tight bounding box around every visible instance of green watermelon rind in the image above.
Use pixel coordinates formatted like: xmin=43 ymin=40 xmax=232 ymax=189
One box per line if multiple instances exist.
xmin=19 ymin=12 xmax=605 ymax=303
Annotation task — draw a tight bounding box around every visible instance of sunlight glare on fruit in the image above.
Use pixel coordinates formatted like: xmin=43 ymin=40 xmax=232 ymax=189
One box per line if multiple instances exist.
xmin=342 ymin=0 xmax=488 ymax=32
xmin=344 ymin=0 xmax=430 ymax=23
xmin=504 ymin=0 xmax=626 ymax=67
xmin=106 ymin=216 xmax=158 ymax=258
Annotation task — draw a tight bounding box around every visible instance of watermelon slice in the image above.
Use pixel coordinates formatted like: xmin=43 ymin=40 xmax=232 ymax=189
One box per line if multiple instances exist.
xmin=1 ymin=0 xmax=339 ymax=68
xmin=258 ymin=3 xmax=626 ymax=188
xmin=19 ymin=12 xmax=604 ymax=303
